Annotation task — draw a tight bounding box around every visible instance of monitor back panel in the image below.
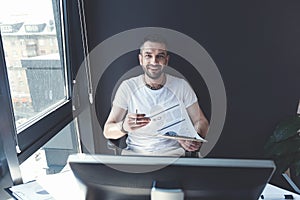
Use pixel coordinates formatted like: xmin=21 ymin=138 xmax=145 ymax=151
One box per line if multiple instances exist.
xmin=69 ymin=155 xmax=275 ymax=200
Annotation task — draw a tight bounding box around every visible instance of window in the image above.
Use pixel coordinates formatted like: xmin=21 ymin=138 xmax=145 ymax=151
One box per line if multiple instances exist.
xmin=0 ymin=0 xmax=67 ymax=132
xmin=0 ymin=0 xmax=78 ymax=165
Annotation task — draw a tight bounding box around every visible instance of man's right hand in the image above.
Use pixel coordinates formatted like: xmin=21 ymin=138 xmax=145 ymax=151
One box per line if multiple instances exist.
xmin=122 ymin=112 xmax=151 ymax=132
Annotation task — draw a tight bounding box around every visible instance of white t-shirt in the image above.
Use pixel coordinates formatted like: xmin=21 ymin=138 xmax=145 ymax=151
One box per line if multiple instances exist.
xmin=113 ymin=74 xmax=198 ymax=153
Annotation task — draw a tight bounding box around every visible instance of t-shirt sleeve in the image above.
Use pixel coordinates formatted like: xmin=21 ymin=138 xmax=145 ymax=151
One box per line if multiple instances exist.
xmin=112 ymin=81 xmax=129 ymax=110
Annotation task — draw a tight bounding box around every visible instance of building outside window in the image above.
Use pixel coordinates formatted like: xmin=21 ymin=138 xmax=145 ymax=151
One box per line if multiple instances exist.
xmin=0 ymin=0 xmax=66 ymax=131
xmin=0 ymin=0 xmax=80 ymax=178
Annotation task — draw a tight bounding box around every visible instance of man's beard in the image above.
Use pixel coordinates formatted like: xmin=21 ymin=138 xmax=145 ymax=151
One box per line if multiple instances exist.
xmin=144 ymin=64 xmax=164 ymax=80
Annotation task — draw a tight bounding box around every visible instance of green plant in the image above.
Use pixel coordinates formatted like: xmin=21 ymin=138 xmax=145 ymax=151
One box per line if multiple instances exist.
xmin=264 ymin=115 xmax=300 ymax=176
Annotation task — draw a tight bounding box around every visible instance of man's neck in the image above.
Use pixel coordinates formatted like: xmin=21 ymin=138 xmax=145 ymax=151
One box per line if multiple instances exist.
xmin=144 ymin=74 xmax=166 ymax=90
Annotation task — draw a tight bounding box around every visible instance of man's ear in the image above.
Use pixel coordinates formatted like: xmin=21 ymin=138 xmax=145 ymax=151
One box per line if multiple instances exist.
xmin=138 ymin=53 xmax=143 ymax=66
xmin=165 ymin=54 xmax=170 ymax=65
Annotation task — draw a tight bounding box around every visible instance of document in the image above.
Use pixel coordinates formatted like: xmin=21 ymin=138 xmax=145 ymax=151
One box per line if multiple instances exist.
xmin=7 ymin=167 xmax=85 ymax=200
xmin=137 ymin=102 xmax=207 ymax=143
xmin=8 ymin=180 xmax=54 ymax=200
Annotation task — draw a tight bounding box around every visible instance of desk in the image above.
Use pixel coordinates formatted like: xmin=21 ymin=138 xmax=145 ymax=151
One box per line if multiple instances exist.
xmin=4 ymin=167 xmax=300 ymax=200
xmin=261 ymin=184 xmax=300 ymax=200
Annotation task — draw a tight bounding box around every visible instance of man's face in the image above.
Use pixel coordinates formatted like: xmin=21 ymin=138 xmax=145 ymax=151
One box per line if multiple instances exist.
xmin=139 ymin=41 xmax=169 ymax=80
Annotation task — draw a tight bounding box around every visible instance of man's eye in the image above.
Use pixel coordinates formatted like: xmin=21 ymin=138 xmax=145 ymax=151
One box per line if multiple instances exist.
xmin=157 ymin=55 xmax=165 ymax=59
xmin=144 ymin=55 xmax=152 ymax=58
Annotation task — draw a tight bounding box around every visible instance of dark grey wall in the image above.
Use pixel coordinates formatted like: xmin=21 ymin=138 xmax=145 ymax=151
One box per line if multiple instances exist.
xmin=83 ymin=0 xmax=300 ymax=158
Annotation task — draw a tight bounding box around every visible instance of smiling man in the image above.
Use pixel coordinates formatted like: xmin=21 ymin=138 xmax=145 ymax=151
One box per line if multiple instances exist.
xmin=103 ymin=34 xmax=209 ymax=156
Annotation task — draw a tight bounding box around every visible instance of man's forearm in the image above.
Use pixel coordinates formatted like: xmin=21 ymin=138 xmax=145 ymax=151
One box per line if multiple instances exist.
xmin=103 ymin=121 xmax=127 ymax=139
xmin=194 ymin=119 xmax=209 ymax=138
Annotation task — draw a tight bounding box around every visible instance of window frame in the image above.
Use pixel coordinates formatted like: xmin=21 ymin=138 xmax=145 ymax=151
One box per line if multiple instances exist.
xmin=0 ymin=33 xmax=23 ymax=184
xmin=0 ymin=0 xmax=83 ymax=165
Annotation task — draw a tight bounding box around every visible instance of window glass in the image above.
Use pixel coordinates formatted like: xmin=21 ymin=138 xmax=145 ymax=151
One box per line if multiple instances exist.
xmin=0 ymin=0 xmax=67 ymax=131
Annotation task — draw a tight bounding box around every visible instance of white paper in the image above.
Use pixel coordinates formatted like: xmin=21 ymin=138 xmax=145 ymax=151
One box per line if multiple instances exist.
xmin=37 ymin=167 xmax=85 ymax=200
xmin=137 ymin=102 xmax=207 ymax=142
xmin=9 ymin=180 xmax=54 ymax=200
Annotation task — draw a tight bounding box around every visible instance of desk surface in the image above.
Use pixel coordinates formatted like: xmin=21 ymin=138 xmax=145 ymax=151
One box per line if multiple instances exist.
xmin=3 ymin=167 xmax=300 ymax=200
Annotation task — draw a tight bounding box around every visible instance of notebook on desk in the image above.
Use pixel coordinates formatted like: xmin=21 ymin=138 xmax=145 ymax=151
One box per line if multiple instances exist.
xmin=68 ymin=154 xmax=276 ymax=200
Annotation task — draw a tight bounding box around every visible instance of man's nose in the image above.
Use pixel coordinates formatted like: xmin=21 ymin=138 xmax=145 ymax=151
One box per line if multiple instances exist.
xmin=150 ymin=56 xmax=159 ymax=64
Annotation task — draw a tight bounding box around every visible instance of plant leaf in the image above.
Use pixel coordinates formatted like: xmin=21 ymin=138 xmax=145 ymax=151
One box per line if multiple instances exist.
xmin=274 ymin=155 xmax=295 ymax=175
xmin=293 ymin=156 xmax=300 ymax=176
xmin=265 ymin=137 xmax=300 ymax=157
xmin=273 ymin=116 xmax=300 ymax=142
xmin=263 ymin=116 xmax=300 ymax=175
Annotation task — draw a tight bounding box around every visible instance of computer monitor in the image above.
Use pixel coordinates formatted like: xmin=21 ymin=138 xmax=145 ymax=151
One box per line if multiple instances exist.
xmin=68 ymin=154 xmax=275 ymax=200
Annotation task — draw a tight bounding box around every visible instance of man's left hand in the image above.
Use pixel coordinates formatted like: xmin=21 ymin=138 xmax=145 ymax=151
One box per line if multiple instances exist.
xmin=178 ymin=140 xmax=201 ymax=152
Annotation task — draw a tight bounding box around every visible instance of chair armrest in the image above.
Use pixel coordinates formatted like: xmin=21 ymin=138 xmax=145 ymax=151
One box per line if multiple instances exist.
xmin=106 ymin=136 xmax=128 ymax=155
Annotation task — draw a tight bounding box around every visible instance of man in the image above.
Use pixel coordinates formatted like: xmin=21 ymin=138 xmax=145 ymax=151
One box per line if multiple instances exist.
xmin=103 ymin=35 xmax=209 ymax=156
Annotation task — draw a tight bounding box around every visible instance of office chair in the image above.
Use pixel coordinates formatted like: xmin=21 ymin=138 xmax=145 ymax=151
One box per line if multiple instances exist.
xmin=106 ymin=136 xmax=201 ymax=158
xmin=107 ymin=136 xmax=127 ymax=156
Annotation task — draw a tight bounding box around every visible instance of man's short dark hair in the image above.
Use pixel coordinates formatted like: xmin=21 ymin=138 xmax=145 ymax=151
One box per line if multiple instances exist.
xmin=140 ymin=34 xmax=168 ymax=52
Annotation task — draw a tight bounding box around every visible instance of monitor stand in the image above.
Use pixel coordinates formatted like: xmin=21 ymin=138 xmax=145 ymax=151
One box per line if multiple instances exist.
xmin=151 ymin=181 xmax=184 ymax=200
